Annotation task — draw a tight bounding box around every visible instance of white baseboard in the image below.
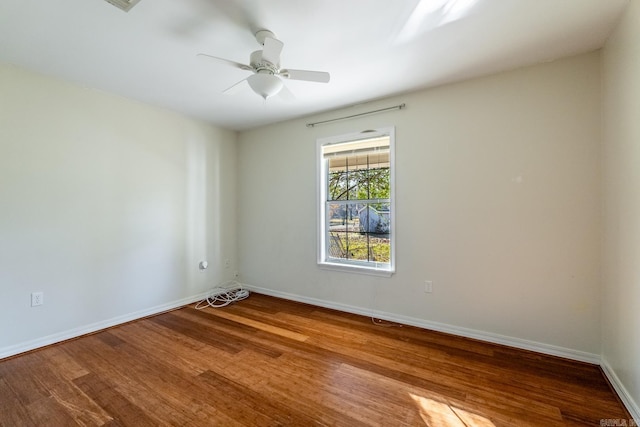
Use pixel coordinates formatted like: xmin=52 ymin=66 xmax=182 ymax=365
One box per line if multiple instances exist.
xmin=601 ymin=358 xmax=640 ymax=423
xmin=245 ymin=285 xmax=601 ymax=364
xmin=0 ymin=291 xmax=209 ymax=360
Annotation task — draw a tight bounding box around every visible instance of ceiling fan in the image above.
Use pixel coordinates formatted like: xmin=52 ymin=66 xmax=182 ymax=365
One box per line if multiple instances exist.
xmin=198 ymin=30 xmax=330 ymax=100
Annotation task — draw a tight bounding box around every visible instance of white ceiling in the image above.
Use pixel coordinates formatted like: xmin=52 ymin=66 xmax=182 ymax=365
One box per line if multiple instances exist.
xmin=0 ymin=0 xmax=628 ymax=131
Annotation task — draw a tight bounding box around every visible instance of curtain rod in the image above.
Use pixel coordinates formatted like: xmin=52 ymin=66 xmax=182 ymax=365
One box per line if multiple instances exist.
xmin=306 ymin=103 xmax=406 ymax=128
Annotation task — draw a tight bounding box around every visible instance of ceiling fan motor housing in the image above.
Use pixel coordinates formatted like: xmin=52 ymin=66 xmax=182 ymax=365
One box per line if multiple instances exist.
xmin=250 ymin=50 xmax=279 ymax=74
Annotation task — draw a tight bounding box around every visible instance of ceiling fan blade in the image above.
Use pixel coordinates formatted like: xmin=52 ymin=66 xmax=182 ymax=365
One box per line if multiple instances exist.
xmin=261 ymin=37 xmax=284 ymax=65
xmin=280 ymin=69 xmax=330 ymax=83
xmin=197 ymin=53 xmax=253 ymax=71
xmin=223 ymin=78 xmax=249 ymax=95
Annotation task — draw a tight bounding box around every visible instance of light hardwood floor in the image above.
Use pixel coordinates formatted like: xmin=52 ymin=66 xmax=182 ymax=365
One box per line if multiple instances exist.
xmin=0 ymin=293 xmax=632 ymax=426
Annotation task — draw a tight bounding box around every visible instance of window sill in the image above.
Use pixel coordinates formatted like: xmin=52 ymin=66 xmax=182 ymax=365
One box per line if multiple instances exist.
xmin=318 ymin=261 xmax=394 ymax=277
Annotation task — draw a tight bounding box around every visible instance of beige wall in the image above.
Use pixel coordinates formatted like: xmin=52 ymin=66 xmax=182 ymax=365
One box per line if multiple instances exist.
xmin=0 ymin=64 xmax=237 ymax=354
xmin=602 ymin=0 xmax=640 ymax=416
xmin=238 ymin=52 xmax=602 ymax=356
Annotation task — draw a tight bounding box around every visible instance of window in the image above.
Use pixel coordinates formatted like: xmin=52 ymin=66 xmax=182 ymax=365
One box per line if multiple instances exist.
xmin=317 ymin=127 xmax=395 ymax=275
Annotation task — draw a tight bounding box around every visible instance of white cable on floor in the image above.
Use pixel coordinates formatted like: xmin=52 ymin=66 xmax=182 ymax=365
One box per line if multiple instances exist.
xmin=370 ymin=286 xmax=402 ymax=327
xmin=195 ymin=280 xmax=250 ymax=309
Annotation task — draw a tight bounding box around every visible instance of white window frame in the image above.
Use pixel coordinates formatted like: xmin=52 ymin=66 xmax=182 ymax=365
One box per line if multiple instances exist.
xmin=317 ymin=126 xmax=396 ymax=276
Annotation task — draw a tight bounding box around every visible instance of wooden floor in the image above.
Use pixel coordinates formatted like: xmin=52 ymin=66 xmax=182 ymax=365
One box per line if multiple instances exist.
xmin=0 ymin=293 xmax=631 ymax=426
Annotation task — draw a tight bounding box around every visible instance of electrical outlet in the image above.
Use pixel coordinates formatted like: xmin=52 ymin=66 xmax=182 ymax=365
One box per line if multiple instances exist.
xmin=31 ymin=292 xmax=44 ymax=307
xmin=424 ymin=281 xmax=433 ymax=293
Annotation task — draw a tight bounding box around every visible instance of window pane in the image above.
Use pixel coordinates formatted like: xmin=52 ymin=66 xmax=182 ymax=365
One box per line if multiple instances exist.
xmin=327 ymin=202 xmax=390 ymax=264
xmin=328 ymin=170 xmax=347 ymax=201
xmin=327 ymin=156 xmax=389 ymax=201
xmin=368 ymin=168 xmax=389 ymax=199
xmin=347 ymin=169 xmax=359 ymax=200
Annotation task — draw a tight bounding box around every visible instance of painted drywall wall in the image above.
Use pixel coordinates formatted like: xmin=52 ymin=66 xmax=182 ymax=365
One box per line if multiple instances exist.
xmin=602 ymin=0 xmax=640 ymax=417
xmin=0 ymin=64 xmax=237 ymax=354
xmin=237 ymin=52 xmax=602 ymax=356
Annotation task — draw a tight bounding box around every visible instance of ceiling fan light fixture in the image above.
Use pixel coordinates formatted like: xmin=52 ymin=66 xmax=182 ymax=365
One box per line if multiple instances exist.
xmin=247 ymin=73 xmax=283 ymax=99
